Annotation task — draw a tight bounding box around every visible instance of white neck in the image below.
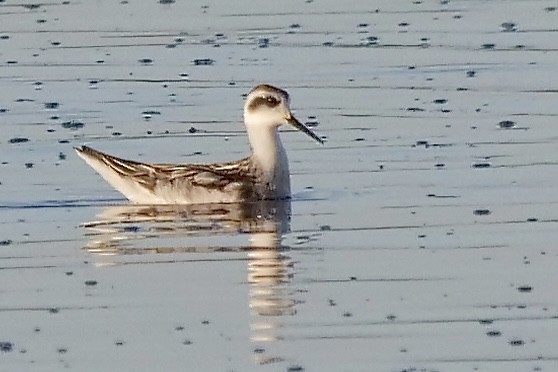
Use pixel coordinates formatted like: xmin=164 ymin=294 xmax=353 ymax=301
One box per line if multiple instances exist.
xmin=245 ymin=119 xmax=291 ymax=198
xmin=246 ymin=122 xmax=286 ymax=174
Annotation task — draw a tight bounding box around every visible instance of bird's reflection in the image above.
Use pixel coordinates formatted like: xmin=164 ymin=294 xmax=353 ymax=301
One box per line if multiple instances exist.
xmin=82 ymin=199 xmax=296 ymax=365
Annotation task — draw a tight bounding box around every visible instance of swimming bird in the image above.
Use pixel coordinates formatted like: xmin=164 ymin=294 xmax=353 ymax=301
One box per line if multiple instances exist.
xmin=75 ymin=84 xmax=323 ymax=204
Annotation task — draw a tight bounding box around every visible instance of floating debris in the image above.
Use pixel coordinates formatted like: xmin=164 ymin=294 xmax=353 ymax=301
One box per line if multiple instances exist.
xmin=25 ymin=162 xmax=34 ymax=169
xmin=361 ymin=35 xmax=379 ymax=46
xmin=517 ymin=285 xmax=532 ymax=293
xmin=287 ymin=365 xmax=305 ymax=372
xmin=305 ymin=116 xmax=319 ymax=128
xmin=472 ymin=162 xmax=491 ymax=168
xmin=481 ymin=43 xmax=496 ymax=49
xmin=61 ymin=120 xmax=85 ymax=130
xmin=473 ymin=209 xmax=491 ymax=216
xmin=85 ymin=280 xmax=98 ymax=286
xmin=486 ymin=330 xmax=501 ymax=337
xmin=44 ymin=102 xmax=59 ymax=109
xmin=142 ymin=110 xmax=161 ymax=116
xmin=500 ymin=22 xmax=517 ymax=32
xmin=89 ymin=80 xmax=99 ymax=89
xmin=192 ymin=58 xmax=214 ymax=66
xmin=0 ymin=342 xmax=13 ymax=352
xmin=466 ymin=70 xmax=476 ymax=78
xmin=433 ymin=98 xmax=447 ymax=104
xmin=498 ymin=120 xmax=516 ymax=129
xmin=0 ymin=239 xmax=13 ymax=246
xmin=258 ymin=38 xmax=270 ymax=48
xmin=138 ymin=58 xmax=153 ymax=65
xmin=509 ymin=339 xmax=524 ymax=346
xmin=9 ymin=137 xmax=29 ymax=144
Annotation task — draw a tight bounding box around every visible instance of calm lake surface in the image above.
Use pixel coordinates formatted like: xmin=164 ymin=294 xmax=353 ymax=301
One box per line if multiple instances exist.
xmin=1 ymin=0 xmax=557 ymax=371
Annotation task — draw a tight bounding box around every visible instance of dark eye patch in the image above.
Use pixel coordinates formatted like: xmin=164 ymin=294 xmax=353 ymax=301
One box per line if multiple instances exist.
xmin=248 ymin=95 xmax=280 ymax=111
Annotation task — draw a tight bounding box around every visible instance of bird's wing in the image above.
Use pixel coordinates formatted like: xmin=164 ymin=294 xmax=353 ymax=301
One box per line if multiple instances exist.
xmin=76 ymin=145 xmax=256 ymax=192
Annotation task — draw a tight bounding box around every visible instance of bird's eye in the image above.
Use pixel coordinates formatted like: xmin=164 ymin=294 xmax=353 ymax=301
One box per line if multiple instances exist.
xmin=265 ymin=96 xmax=279 ymax=106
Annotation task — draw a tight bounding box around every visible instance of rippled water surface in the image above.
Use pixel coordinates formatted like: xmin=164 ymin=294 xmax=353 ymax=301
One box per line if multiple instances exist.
xmin=1 ymin=0 xmax=558 ymax=371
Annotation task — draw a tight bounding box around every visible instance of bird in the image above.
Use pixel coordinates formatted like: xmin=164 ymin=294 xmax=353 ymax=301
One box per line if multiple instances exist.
xmin=75 ymin=84 xmax=323 ymax=204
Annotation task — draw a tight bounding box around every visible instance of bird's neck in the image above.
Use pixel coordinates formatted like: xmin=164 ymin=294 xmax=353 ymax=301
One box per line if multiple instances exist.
xmin=246 ymin=123 xmax=287 ymax=175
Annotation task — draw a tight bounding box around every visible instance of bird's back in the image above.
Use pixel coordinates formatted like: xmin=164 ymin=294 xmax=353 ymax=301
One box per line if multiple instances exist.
xmin=75 ymin=146 xmax=261 ymax=204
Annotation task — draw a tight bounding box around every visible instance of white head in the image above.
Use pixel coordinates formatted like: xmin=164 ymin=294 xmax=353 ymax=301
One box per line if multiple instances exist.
xmin=243 ymin=84 xmax=323 ymax=145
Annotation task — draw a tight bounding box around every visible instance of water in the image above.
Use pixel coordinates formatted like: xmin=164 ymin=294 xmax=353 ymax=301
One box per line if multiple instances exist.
xmin=1 ymin=0 xmax=558 ymax=371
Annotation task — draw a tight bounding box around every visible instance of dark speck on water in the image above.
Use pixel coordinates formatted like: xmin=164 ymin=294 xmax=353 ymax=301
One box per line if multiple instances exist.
xmin=486 ymin=330 xmax=501 ymax=337
xmin=142 ymin=110 xmax=161 ymax=116
xmin=0 ymin=342 xmax=13 ymax=352
xmin=85 ymin=280 xmax=98 ymax=286
xmin=498 ymin=120 xmax=516 ymax=129
xmin=287 ymin=365 xmax=305 ymax=372
xmin=25 ymin=163 xmax=34 ymax=169
xmin=517 ymin=285 xmax=532 ymax=293
xmin=472 ymin=162 xmax=491 ymax=168
xmin=509 ymin=339 xmax=524 ymax=346
xmin=0 ymin=239 xmax=13 ymax=246
xmin=9 ymin=137 xmax=29 ymax=144
xmin=44 ymin=102 xmax=59 ymax=109
xmin=193 ymin=58 xmax=215 ymax=66
xmin=500 ymin=22 xmax=517 ymax=32
xmin=138 ymin=58 xmax=153 ymax=65
xmin=61 ymin=120 xmax=85 ymax=129
xmin=473 ymin=209 xmax=491 ymax=216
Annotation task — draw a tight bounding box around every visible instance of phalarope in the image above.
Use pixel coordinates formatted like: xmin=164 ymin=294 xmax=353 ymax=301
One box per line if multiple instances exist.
xmin=75 ymin=84 xmax=323 ymax=204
